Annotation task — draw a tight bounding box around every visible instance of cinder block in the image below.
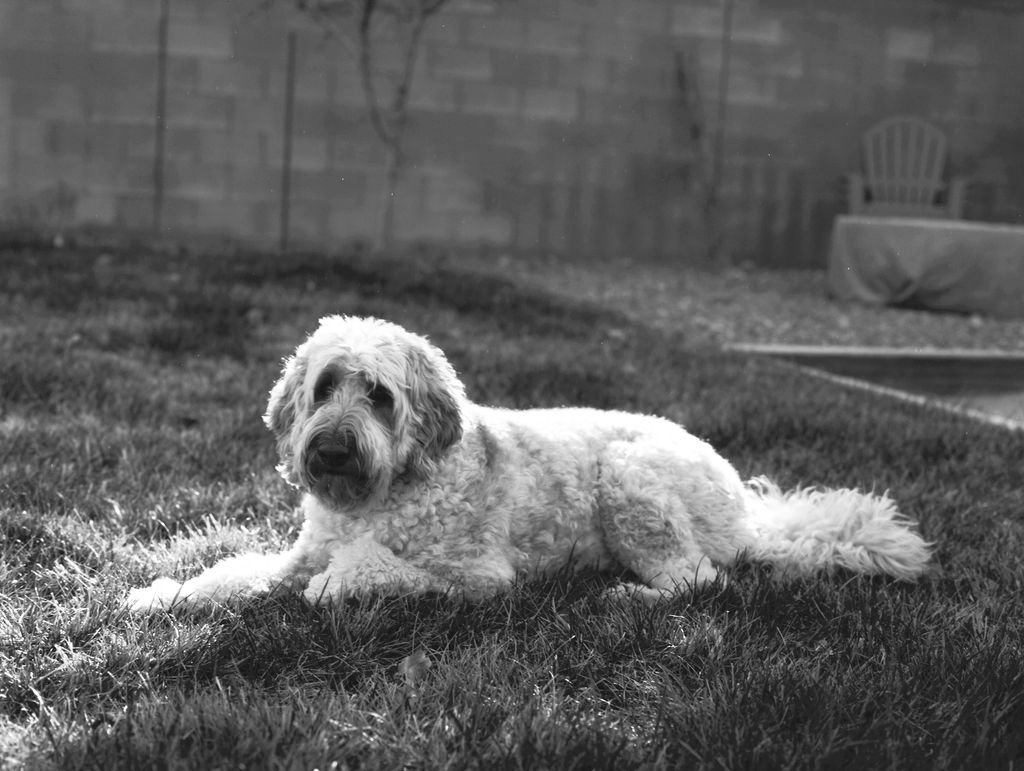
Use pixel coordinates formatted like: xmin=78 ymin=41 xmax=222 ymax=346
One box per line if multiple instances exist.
xmin=553 ymin=0 xmax=614 ymax=23
xmin=558 ymin=58 xmax=611 ymax=91
xmin=114 ymin=194 xmax=155 ymax=230
xmin=199 ymin=59 xmax=266 ymax=96
xmin=65 ymin=0 xmax=133 ymax=14
xmin=163 ymin=159 xmax=229 ymax=199
xmin=622 ymin=1 xmax=672 ymax=32
xmin=286 ymin=197 xmax=328 ymax=241
xmin=884 ymin=60 xmax=905 ymax=89
xmin=89 ymin=53 xmax=162 ymax=92
xmin=76 ymin=193 xmax=118 ymax=224
xmin=404 ymin=111 xmax=497 ymax=161
xmin=159 ymin=196 xmax=200 ymax=230
xmin=121 ymin=157 xmax=159 ymax=194
xmin=430 ymin=46 xmax=492 ymax=81
xmin=463 ymin=16 xmax=525 ymax=50
xmin=120 ymin=123 xmax=157 ymax=160
xmin=165 ymin=93 xmax=231 ymax=129
xmin=241 ymin=200 xmax=276 ymax=241
xmin=524 ymin=19 xmax=583 ymax=55
xmin=460 ymin=83 xmax=520 ymax=116
xmin=725 ymin=68 xmax=777 ymax=106
xmin=934 ymin=42 xmax=980 ymax=67
xmin=233 ymin=97 xmax=280 ymax=132
xmin=454 ymin=212 xmax=512 ymax=244
xmin=229 ymin=165 xmax=282 ymax=201
xmin=292 ymin=63 xmax=332 ymax=103
xmin=408 ymin=78 xmax=459 ymax=112
xmin=424 ymin=171 xmax=483 ymax=213
xmin=609 ymin=61 xmax=673 ymax=98
xmin=0 ymin=77 xmax=13 ymax=110
xmin=167 ymin=21 xmax=232 ymax=58
xmin=45 ymin=120 xmax=87 ymax=157
xmin=91 ymin=89 xmax=156 ymax=124
xmin=324 ymin=104 xmax=374 ymax=139
xmin=12 ymin=82 xmax=86 ymax=121
xmin=733 ymin=14 xmax=784 ymax=46
xmin=194 ymin=199 xmax=264 ymax=236
xmin=333 ymin=74 xmax=368 ymax=108
xmin=13 ymin=119 xmax=47 ymax=159
xmin=489 ymin=115 xmax=547 ymax=151
xmin=523 ymin=87 xmax=579 ymax=122
xmin=321 ymin=168 xmax=370 ymax=204
xmin=582 ymin=25 xmax=636 ymax=61
xmin=65 ymin=158 xmax=116 ymax=198
xmin=293 ymin=102 xmax=329 ymax=137
xmin=491 ymin=50 xmax=558 ymax=88
xmin=675 ymin=8 xmax=782 ymax=46
xmin=423 ymin=15 xmax=462 ymax=45
xmin=0 ymin=79 xmax=11 ymax=183
xmin=10 ymin=153 xmax=86 ymax=194
xmin=93 ymin=15 xmax=160 ymax=54
xmin=394 ymin=211 xmax=457 ymax=242
xmin=326 ymin=206 xmax=377 ymax=241
xmin=165 ymin=126 xmax=201 ymax=161
xmin=886 ymin=28 xmax=933 ymax=61
xmin=289 ymin=135 xmax=329 ymax=171
xmin=82 ymin=158 xmax=122 ymax=193
xmin=3 ymin=4 xmax=93 ymax=49
xmin=200 ymin=130 xmax=265 ymax=166
xmin=329 ymin=136 xmax=386 ymax=169
xmin=768 ymin=47 xmax=805 ymax=79
xmin=232 ymin=22 xmax=288 ymax=62
xmin=447 ymin=0 xmax=498 ymax=15
xmin=670 ymin=5 xmax=724 ymax=39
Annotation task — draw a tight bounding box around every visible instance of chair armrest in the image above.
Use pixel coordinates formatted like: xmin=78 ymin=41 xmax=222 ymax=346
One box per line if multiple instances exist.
xmin=947 ymin=176 xmax=968 ymax=219
xmin=846 ymin=173 xmax=866 ymax=214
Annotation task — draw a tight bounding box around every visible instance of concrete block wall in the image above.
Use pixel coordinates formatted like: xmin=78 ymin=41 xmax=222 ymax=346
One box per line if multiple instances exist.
xmin=1 ymin=0 xmax=1023 ymax=265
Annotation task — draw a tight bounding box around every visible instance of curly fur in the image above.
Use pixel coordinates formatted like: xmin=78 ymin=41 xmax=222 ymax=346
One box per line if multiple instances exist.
xmin=127 ymin=315 xmax=931 ymax=610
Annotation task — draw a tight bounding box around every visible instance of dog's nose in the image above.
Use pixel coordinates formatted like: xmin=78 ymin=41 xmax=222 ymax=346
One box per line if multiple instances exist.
xmin=317 ymin=446 xmax=351 ymax=464
xmin=312 ymin=438 xmax=359 ymax=475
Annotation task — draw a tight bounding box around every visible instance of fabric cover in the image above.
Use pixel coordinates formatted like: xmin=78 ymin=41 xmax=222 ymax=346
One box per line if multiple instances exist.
xmin=827 ymin=215 xmax=1024 ymax=318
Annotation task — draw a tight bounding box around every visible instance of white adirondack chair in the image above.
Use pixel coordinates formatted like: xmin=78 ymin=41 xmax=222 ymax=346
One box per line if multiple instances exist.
xmin=848 ymin=116 xmax=967 ymax=218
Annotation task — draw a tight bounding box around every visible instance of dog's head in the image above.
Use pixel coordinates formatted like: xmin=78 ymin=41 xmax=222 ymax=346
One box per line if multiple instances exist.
xmin=264 ymin=315 xmax=465 ymax=507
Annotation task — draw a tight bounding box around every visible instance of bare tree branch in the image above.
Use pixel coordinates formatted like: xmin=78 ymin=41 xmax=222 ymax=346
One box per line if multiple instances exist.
xmin=266 ymin=0 xmax=457 ymax=251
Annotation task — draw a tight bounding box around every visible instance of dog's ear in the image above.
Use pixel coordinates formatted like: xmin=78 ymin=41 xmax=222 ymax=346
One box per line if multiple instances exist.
xmin=264 ymin=352 xmax=309 ymax=485
xmin=404 ymin=342 xmax=464 ymax=473
xmin=264 ymin=352 xmax=308 ymax=436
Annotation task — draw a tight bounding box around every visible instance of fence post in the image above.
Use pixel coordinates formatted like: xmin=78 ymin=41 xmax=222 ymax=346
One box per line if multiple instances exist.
xmin=280 ymin=29 xmax=297 ymax=253
xmin=711 ymin=0 xmax=734 ymax=204
xmin=153 ymin=0 xmax=170 ymax=234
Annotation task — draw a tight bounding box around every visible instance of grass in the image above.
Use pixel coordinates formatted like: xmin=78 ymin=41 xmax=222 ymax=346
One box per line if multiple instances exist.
xmin=2 ymin=242 xmax=1024 ymax=770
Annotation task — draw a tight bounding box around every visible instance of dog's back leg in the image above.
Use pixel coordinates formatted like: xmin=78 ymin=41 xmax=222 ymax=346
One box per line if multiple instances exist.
xmin=597 ymin=439 xmax=750 ymax=601
xmin=606 ymin=556 xmax=721 ymax=603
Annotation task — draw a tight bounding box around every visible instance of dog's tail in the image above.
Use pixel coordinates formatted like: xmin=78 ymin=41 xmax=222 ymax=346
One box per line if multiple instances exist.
xmin=740 ymin=477 xmax=932 ymax=581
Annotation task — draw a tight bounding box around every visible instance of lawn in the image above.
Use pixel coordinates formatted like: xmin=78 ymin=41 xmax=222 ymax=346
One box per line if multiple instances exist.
xmin=2 ymin=243 xmax=1023 ymax=769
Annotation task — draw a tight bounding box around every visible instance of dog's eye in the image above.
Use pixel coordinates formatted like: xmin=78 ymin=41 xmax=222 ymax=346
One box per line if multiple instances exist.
xmin=367 ymin=383 xmax=393 ymax=409
xmin=313 ymin=372 xmax=335 ymax=404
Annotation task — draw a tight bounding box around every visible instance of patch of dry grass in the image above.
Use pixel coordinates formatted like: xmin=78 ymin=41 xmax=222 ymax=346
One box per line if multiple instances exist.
xmin=444 ymin=251 xmax=1024 ymax=351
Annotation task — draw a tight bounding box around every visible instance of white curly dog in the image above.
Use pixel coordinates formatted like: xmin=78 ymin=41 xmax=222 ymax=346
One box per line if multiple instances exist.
xmin=128 ymin=315 xmax=930 ymax=611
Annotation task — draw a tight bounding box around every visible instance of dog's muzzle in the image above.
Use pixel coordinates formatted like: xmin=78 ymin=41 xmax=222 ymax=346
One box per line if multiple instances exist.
xmin=308 ymin=435 xmax=362 ymax=478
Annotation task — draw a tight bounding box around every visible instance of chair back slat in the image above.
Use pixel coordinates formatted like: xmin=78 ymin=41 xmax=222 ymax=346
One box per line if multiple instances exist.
xmin=862 ymin=116 xmax=947 ymax=211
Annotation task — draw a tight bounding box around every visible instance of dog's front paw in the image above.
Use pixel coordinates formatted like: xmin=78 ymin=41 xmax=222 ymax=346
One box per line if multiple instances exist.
xmin=303 ymin=574 xmax=346 ymax=606
xmin=601 ymin=582 xmax=675 ymax=605
xmin=125 ymin=578 xmax=190 ymax=613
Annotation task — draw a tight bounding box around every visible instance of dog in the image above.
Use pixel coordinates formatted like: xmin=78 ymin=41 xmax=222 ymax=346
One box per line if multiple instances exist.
xmin=127 ymin=315 xmax=931 ymax=611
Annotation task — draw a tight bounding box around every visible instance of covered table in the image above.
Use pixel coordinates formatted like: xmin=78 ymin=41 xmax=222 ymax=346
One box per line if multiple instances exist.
xmin=827 ymin=215 xmax=1024 ymax=318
